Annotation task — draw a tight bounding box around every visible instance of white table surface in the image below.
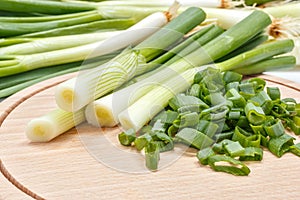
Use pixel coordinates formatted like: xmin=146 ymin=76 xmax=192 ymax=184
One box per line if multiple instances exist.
xmin=264 ymin=70 xmax=300 ymax=84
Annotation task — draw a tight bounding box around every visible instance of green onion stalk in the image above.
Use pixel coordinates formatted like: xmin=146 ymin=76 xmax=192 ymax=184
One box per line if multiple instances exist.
xmin=86 ymin=10 xmax=288 ymax=129
xmin=0 ymin=0 xmax=96 ymax=15
xmin=84 ymin=24 xmax=225 ymax=127
xmin=0 ymin=11 xmax=103 ymax=37
xmin=0 ymin=31 xmax=122 ymax=55
xmin=55 ymin=7 xmax=207 ymax=112
xmin=0 ymin=10 xmax=97 ymax=23
xmin=20 ymin=18 xmax=135 ymax=38
xmin=26 ymin=108 xmax=85 ymax=142
xmin=0 ymin=1 xmax=169 ymax=38
xmin=0 ymin=53 xmax=117 ymax=98
xmin=0 ymin=10 xmax=171 ymax=78
xmin=118 ymin=39 xmax=295 ymax=131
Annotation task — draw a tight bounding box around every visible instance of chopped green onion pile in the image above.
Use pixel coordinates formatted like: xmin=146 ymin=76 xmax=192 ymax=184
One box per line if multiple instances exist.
xmin=119 ymin=68 xmax=300 ymax=174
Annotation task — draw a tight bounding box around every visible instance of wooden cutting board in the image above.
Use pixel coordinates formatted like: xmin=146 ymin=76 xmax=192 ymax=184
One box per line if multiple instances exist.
xmin=1 ymin=74 xmax=300 ymax=200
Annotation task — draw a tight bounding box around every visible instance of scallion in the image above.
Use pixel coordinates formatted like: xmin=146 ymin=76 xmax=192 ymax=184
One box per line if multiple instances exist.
xmin=26 ymin=108 xmax=85 ymax=142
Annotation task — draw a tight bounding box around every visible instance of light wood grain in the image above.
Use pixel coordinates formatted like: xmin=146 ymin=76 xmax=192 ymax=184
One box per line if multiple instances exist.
xmin=0 ymin=75 xmax=300 ymax=200
xmin=0 ymin=172 xmax=32 ymax=200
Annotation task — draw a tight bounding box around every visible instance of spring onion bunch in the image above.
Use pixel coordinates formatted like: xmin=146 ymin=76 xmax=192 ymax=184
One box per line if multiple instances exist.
xmin=0 ymin=0 xmax=172 ymax=39
xmin=85 ymin=24 xmax=225 ymax=128
xmin=0 ymin=9 xmax=172 ymax=78
xmin=85 ymin=10 xmax=274 ymax=129
xmin=24 ymin=7 xmax=205 ymax=142
xmin=55 ymin=7 xmax=207 ymax=112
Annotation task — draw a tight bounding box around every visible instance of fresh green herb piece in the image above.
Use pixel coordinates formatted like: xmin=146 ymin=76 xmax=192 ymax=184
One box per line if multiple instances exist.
xmin=245 ymin=135 xmax=261 ymax=148
xmin=193 ymin=71 xmax=205 ymax=84
xmin=282 ymin=98 xmax=297 ymax=114
xmin=268 ymin=133 xmax=295 ymax=157
xmin=245 ymin=102 xmax=266 ymax=125
xmin=197 ymin=147 xmax=215 ymax=165
xmin=225 ymin=82 xmax=240 ymax=92
xmin=145 ymin=142 xmax=160 ymax=171
xmin=250 ymin=124 xmax=266 ymax=136
xmin=260 ymin=134 xmax=269 ymax=147
xmin=196 ymin=120 xmax=220 ymax=138
xmin=271 ymin=102 xmax=290 ymax=119
xmin=118 ymin=129 xmax=136 ymax=146
xmin=152 ymin=132 xmax=174 ymax=152
xmin=228 ymin=110 xmax=241 ymax=120
xmin=233 ymin=126 xmax=261 ymax=147
xmin=167 ymin=125 xmax=178 ymax=138
xmin=239 ymin=147 xmax=263 ymax=161
xmin=197 ymin=71 xmax=225 ymax=97
xmin=250 ymin=91 xmax=273 ymax=114
xmin=264 ymin=119 xmax=285 ymax=138
xmin=175 ymin=128 xmax=214 ymax=150
xmin=151 ymin=120 xmax=168 ymax=133
xmin=196 ymin=120 xmax=210 ymax=133
xmin=169 ymin=94 xmax=208 ymax=111
xmin=289 ymin=143 xmax=300 ymax=156
xmin=205 ymin=92 xmax=226 ymax=106
xmin=296 ymin=104 xmax=300 ymax=116
xmin=203 ymin=122 xmax=219 ymax=138
xmin=239 ymin=82 xmax=256 ymax=99
xmin=267 ymin=87 xmax=281 ymax=100
xmin=246 ymin=77 xmax=266 ymax=93
xmin=152 ymin=110 xmax=178 ymax=124
xmin=173 ymin=112 xmax=199 ymax=128
xmin=222 ymin=71 xmax=243 ymax=84
xmin=223 ymin=141 xmax=245 ymax=157
xmin=139 ymin=125 xmax=153 ymax=135
xmin=134 ymin=133 xmax=152 ymax=151
xmin=214 ymin=131 xmax=234 ymax=143
xmin=200 ymin=104 xmax=229 ymax=121
xmin=226 ymin=88 xmax=247 ymax=108
xmin=208 ymin=155 xmax=250 ymax=176
xmin=288 ymin=116 xmax=300 ymax=135
xmin=187 ymin=84 xmax=201 ymax=97
xmin=212 ymin=142 xmax=225 ymax=154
